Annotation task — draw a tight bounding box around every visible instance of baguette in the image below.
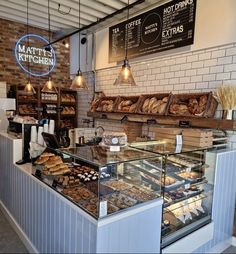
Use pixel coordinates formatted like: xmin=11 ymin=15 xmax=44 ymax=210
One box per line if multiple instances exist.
xmin=123 ymin=100 xmax=133 ymax=106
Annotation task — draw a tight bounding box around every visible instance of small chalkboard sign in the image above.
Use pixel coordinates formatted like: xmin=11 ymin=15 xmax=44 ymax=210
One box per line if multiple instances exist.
xmin=147 ymin=119 xmax=157 ymax=125
xmin=179 ymin=120 xmax=190 ymax=128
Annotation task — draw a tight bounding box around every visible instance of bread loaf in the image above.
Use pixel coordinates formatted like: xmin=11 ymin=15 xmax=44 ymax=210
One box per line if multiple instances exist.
xmin=162 ymin=97 xmax=168 ymax=103
xmin=129 ymin=103 xmax=137 ymax=113
xmin=158 ymin=103 xmax=166 ymax=114
xmin=148 ymin=97 xmax=158 ymax=113
xmin=142 ymin=98 xmax=150 ymax=112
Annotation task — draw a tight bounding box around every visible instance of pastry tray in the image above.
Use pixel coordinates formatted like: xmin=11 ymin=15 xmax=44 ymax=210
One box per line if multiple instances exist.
xmin=143 ymin=159 xmax=181 ymax=173
xmin=122 ymin=186 xmax=158 ymax=202
xmin=103 ymin=192 xmax=138 ymax=209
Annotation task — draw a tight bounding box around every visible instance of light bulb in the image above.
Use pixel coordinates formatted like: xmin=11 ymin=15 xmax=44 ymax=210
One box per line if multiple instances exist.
xmin=123 ymin=66 xmax=130 ymax=80
xmin=47 ymin=80 xmax=52 ymax=89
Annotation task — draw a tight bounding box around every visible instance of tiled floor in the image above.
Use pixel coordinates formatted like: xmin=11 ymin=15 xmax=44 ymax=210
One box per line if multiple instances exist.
xmin=0 ymin=210 xmax=28 ymax=253
xmin=222 ymin=246 xmax=236 ymax=253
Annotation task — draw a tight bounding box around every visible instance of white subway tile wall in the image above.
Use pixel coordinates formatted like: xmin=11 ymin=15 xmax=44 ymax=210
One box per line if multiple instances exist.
xmin=81 ymin=43 xmax=236 ymax=138
xmin=77 ymin=72 xmax=94 ymax=127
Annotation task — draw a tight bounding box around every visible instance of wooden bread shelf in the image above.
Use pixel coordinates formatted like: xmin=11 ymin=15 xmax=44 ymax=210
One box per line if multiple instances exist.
xmin=87 ymin=111 xmax=236 ymax=130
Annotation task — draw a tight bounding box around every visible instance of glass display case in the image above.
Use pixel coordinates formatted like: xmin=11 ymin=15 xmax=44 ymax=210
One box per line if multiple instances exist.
xmin=32 ymin=145 xmax=162 ymax=219
xmin=130 ymin=141 xmax=216 ymax=248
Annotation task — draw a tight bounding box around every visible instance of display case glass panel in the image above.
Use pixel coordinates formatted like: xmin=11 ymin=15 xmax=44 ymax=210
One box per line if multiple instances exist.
xmin=32 ymin=146 xmax=162 ymax=219
xmin=130 ymin=141 xmax=216 ymax=248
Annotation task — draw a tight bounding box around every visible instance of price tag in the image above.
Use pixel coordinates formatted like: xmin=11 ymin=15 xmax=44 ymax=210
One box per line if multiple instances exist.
xmin=99 ymin=200 xmax=108 ymax=217
xmin=175 ymin=144 xmax=182 ymax=153
xmin=176 ymin=134 xmax=183 ymax=146
xmin=185 ymin=183 xmax=190 ymax=190
xmin=52 ymin=180 xmax=57 ymax=188
xmin=186 ymin=167 xmax=191 ymax=172
xmin=110 ymin=146 xmax=120 ymax=152
xmin=35 ymin=169 xmax=41 ymax=178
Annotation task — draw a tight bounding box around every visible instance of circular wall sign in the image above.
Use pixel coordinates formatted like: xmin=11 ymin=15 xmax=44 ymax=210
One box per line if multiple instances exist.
xmin=141 ymin=13 xmax=162 ymax=45
xmin=15 ymin=34 xmax=56 ymax=77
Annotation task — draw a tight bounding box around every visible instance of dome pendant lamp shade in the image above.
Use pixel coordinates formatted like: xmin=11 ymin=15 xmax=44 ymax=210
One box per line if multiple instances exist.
xmin=114 ymin=57 xmax=136 ymax=86
xmin=71 ymin=69 xmax=88 ymax=90
xmin=42 ymin=77 xmax=58 ymax=93
xmin=23 ymin=80 xmax=36 ymax=95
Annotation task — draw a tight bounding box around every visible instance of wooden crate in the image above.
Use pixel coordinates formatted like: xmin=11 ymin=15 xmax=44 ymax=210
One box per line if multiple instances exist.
xmin=153 ymin=127 xmax=213 ymax=147
xmin=95 ymin=96 xmax=118 ymax=113
xmin=136 ymin=93 xmax=171 ymax=115
xmin=114 ymin=95 xmax=141 ymax=113
xmin=166 ymin=92 xmax=218 ymax=118
xmin=122 ymin=122 xmax=143 ymax=142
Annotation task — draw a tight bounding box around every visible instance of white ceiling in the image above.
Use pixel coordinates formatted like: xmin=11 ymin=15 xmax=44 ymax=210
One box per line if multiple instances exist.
xmin=0 ymin=0 xmax=143 ymax=31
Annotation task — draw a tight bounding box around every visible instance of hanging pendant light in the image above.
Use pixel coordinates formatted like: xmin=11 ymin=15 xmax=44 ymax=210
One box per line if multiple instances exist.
xmin=41 ymin=77 xmax=58 ymax=93
xmin=24 ymin=80 xmax=36 ymax=94
xmin=23 ymin=0 xmax=36 ymax=95
xmin=42 ymin=0 xmax=58 ymax=93
xmin=114 ymin=0 xmax=136 ymax=86
xmin=70 ymin=0 xmax=88 ymax=90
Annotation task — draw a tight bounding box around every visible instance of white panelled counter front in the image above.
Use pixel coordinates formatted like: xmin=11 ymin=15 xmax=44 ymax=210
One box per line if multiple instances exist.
xmin=0 ymin=132 xmax=235 ymax=253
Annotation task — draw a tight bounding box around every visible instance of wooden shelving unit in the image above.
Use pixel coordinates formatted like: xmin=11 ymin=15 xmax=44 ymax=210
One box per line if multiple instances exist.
xmin=9 ymin=85 xmax=78 ymax=129
xmin=87 ymin=111 xmax=236 ymax=130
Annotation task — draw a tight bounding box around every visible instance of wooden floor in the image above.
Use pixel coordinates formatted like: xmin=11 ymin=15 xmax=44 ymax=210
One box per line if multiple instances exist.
xmin=0 ymin=210 xmax=28 ymax=253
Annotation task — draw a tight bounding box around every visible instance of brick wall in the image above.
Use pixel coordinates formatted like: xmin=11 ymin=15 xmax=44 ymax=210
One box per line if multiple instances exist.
xmin=0 ymin=18 xmax=71 ymax=89
xmin=93 ymin=42 xmax=236 ymax=135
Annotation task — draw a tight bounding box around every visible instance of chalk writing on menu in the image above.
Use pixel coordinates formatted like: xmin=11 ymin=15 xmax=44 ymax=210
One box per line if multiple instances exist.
xmin=109 ymin=0 xmax=196 ymax=62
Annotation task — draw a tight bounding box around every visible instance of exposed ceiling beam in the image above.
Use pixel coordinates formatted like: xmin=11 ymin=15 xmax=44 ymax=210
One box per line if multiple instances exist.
xmin=5 ymin=0 xmax=80 ymax=29
xmin=0 ymin=13 xmax=59 ymax=31
xmin=0 ymin=5 xmax=71 ymax=30
xmin=46 ymin=0 xmax=145 ymax=46
xmin=7 ymin=0 xmax=87 ymax=27
xmin=29 ymin=0 xmax=94 ymax=24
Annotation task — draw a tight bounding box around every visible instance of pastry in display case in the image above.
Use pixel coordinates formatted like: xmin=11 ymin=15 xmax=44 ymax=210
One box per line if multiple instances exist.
xmin=32 ymin=146 xmax=162 ymax=219
xmin=129 ymin=141 xmax=216 ymax=248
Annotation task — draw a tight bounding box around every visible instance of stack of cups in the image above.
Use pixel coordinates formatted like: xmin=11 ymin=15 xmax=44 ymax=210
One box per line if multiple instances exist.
xmin=43 ymin=124 xmax=49 ymax=146
xmin=30 ymin=126 xmax=37 ymax=143
xmin=49 ymin=120 xmax=55 ymax=134
xmin=37 ymin=126 xmax=44 ymax=146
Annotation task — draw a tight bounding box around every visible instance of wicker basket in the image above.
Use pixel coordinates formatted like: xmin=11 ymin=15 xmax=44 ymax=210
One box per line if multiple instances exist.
xmin=114 ymin=96 xmax=141 ymax=113
xmin=136 ymin=93 xmax=171 ymax=115
xmin=95 ymin=96 xmax=118 ymax=113
xmin=166 ymin=92 xmax=218 ymax=118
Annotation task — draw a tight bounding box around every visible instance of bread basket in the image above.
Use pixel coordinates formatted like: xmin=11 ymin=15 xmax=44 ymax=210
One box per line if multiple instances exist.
xmin=136 ymin=93 xmax=172 ymax=115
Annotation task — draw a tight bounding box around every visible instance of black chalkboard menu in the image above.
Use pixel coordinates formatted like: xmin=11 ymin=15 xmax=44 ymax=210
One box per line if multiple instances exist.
xmin=109 ymin=0 xmax=197 ymax=62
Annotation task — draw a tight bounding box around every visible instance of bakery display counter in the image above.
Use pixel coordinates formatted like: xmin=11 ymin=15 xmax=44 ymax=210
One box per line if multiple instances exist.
xmin=130 ymin=141 xmax=216 ymax=248
xmin=32 ymin=146 xmax=162 ymax=219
